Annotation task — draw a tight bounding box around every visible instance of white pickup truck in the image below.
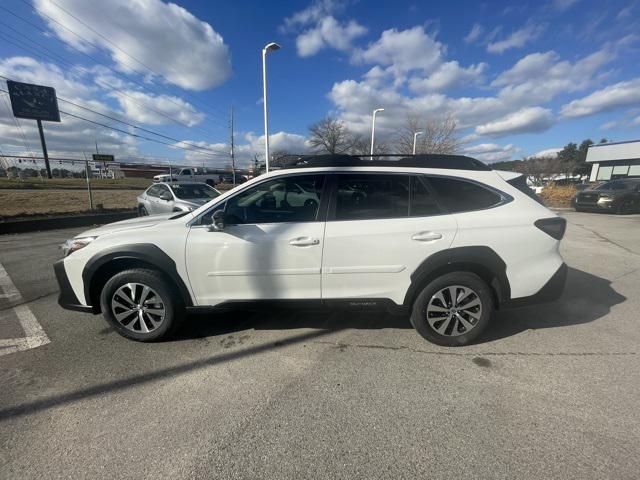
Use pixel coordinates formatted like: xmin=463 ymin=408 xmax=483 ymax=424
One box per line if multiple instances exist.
xmin=153 ymin=167 xmax=219 ymax=186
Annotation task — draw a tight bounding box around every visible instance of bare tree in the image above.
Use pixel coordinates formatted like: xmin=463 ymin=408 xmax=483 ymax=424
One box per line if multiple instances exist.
xmin=308 ymin=117 xmax=353 ymax=154
xmin=394 ymin=113 xmax=462 ymax=155
xmin=348 ymin=134 xmax=390 ymax=156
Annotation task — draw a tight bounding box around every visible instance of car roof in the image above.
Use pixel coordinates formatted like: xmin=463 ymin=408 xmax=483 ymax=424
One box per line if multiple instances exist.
xmin=156 ymin=181 xmax=214 ymax=186
xmin=272 ymin=154 xmax=491 ymax=171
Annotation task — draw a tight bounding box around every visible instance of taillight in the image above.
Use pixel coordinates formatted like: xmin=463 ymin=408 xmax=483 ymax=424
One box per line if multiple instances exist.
xmin=534 ymin=217 xmax=566 ymax=240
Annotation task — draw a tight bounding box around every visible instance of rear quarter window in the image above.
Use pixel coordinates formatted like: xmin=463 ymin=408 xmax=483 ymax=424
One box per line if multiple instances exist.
xmin=427 ymin=177 xmax=503 ymax=213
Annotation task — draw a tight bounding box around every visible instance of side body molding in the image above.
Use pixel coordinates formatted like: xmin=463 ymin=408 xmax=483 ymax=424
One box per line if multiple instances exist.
xmin=403 ymin=246 xmax=511 ymax=307
xmin=82 ymin=243 xmax=193 ymax=309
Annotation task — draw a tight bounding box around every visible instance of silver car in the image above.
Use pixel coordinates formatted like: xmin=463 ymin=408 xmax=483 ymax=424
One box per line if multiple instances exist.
xmin=137 ymin=182 xmax=221 ymax=216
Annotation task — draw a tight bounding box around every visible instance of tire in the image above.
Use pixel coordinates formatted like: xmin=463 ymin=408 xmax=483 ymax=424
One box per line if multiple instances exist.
xmin=410 ymin=272 xmax=494 ymax=347
xmin=138 ymin=205 xmax=148 ymax=216
xmin=617 ymin=200 xmax=634 ymax=215
xmin=100 ymin=268 xmax=185 ymax=342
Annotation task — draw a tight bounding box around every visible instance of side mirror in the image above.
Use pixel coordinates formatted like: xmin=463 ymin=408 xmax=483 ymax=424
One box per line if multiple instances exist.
xmin=160 ymin=192 xmax=172 ymax=201
xmin=208 ymin=209 xmax=225 ymax=231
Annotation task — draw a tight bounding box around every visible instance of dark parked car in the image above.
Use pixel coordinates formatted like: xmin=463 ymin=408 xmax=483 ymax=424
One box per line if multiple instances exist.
xmin=572 ymin=179 xmax=640 ymax=214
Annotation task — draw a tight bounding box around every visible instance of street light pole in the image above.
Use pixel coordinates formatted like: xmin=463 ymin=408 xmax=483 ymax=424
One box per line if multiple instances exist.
xmin=262 ymin=42 xmax=281 ymax=173
xmin=370 ymin=108 xmax=384 ymax=160
xmin=412 ymin=131 xmax=423 ymax=155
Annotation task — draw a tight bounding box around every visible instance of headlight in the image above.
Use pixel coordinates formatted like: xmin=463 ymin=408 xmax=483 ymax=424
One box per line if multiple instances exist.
xmin=61 ymin=236 xmax=97 ymax=257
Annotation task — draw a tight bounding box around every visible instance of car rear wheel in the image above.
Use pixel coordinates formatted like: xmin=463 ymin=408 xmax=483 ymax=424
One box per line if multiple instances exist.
xmin=617 ymin=199 xmax=635 ymax=215
xmin=410 ymin=272 xmax=494 ymax=346
xmin=100 ymin=269 xmax=184 ymax=342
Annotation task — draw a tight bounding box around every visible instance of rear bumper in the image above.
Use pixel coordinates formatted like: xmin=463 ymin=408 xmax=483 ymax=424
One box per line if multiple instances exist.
xmin=502 ymin=262 xmax=567 ymax=309
xmin=53 ymin=260 xmax=94 ymax=313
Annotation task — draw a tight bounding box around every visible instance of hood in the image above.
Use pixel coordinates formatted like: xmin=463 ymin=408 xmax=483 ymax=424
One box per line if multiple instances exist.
xmin=75 ymin=212 xmax=190 ymax=238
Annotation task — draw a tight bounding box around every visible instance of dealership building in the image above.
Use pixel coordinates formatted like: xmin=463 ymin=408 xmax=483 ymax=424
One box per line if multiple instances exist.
xmin=587 ymin=140 xmax=640 ymax=181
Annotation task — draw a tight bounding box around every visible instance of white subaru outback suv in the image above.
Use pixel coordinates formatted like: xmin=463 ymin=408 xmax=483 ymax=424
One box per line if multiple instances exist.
xmin=54 ymin=155 xmax=567 ymax=346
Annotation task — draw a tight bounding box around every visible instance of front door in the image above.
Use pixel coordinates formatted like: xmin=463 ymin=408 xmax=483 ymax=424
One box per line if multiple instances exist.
xmin=185 ymin=174 xmax=328 ymax=306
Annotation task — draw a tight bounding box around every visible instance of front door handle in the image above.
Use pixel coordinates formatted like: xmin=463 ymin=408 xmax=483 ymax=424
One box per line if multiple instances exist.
xmin=289 ymin=237 xmax=320 ymax=247
xmin=412 ymin=231 xmax=443 ymax=242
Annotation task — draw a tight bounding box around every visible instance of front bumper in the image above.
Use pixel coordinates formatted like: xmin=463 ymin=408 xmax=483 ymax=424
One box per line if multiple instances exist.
xmin=53 ymin=260 xmax=94 ymax=313
xmin=503 ymin=262 xmax=568 ymax=309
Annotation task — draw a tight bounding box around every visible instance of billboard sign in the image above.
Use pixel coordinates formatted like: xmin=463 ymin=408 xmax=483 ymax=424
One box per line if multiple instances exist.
xmin=6 ymin=80 xmax=61 ymax=122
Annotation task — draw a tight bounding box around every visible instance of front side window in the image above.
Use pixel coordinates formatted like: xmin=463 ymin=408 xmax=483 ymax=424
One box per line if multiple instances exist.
xmin=181 ymin=169 xmax=192 ymax=176
xmin=335 ymin=174 xmax=409 ymax=220
xmin=222 ymin=174 xmax=325 ymax=224
xmin=427 ymin=177 xmax=502 ymax=213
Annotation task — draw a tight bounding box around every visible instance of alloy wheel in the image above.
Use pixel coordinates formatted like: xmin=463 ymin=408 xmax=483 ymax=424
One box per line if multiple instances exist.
xmin=111 ymin=283 xmax=165 ymax=333
xmin=425 ymin=285 xmax=483 ymax=337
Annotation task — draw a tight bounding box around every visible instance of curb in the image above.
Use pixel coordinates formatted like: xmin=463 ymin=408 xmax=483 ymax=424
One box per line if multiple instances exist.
xmin=0 ymin=211 xmax=137 ymax=235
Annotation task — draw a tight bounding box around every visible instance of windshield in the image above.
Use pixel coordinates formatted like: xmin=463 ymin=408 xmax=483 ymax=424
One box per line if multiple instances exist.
xmin=170 ymin=184 xmax=219 ymax=200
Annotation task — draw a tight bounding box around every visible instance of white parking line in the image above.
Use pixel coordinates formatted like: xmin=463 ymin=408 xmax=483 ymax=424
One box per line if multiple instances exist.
xmin=0 ymin=262 xmax=50 ymax=356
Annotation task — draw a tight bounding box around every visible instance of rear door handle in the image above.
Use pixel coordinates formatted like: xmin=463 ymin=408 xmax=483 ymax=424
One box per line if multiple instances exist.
xmin=412 ymin=232 xmax=443 ymax=242
xmin=289 ymin=237 xmax=320 ymax=247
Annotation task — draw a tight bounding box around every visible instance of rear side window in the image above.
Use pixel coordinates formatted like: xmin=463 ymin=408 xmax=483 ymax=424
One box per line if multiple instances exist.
xmin=427 ymin=177 xmax=502 ymax=213
xmin=335 ymin=174 xmax=409 ymax=220
xmin=410 ymin=176 xmax=440 ymax=216
xmin=146 ymin=185 xmax=162 ymax=197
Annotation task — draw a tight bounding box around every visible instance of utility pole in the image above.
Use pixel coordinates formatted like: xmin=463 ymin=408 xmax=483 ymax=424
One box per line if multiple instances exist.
xmin=230 ymin=106 xmax=236 ymax=186
xmin=82 ymin=152 xmax=94 ymax=211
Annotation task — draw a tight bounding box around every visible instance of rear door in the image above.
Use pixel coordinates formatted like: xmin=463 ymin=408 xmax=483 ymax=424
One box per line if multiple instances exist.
xmin=321 ymin=173 xmax=457 ymax=305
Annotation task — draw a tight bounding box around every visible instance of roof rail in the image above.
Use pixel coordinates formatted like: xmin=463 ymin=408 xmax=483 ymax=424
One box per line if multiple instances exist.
xmin=275 ymin=154 xmax=492 ymax=171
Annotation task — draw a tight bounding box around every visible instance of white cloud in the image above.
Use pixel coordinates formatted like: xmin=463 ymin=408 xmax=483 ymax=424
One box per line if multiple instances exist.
xmin=561 ymin=78 xmax=640 ymax=117
xmin=464 ymin=143 xmax=520 ymax=163
xmin=353 ymin=26 xmax=484 ymax=92
xmin=283 ymin=1 xmax=365 ymax=57
xmin=487 ymin=23 xmax=546 ymax=54
xmin=408 ymin=61 xmax=486 ymax=92
xmin=34 ymin=0 xmax=231 ymax=91
xmin=353 ymin=26 xmax=445 ymax=75
xmin=475 ymin=107 xmax=554 ymax=136
xmin=531 ymin=147 xmax=561 ymax=158
xmin=551 ymin=0 xmax=580 ymax=11
xmin=110 ymin=90 xmax=204 ymax=127
xmin=282 ymin=0 xmax=344 ymax=29
xmin=296 ymin=16 xmax=367 ymax=57
xmin=617 ymin=2 xmax=636 ymax=19
xmin=464 ymin=23 xmax=484 ymax=44
xmin=493 ymin=47 xmax=613 ymax=105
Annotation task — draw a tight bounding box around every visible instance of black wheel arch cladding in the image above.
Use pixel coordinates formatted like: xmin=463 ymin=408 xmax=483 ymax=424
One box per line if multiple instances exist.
xmin=83 ymin=243 xmax=193 ymax=309
xmin=403 ymin=246 xmax=510 ymax=307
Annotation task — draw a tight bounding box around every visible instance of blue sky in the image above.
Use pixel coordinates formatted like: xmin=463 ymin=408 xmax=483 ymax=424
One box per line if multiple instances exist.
xmin=0 ymin=0 xmax=639 ymax=166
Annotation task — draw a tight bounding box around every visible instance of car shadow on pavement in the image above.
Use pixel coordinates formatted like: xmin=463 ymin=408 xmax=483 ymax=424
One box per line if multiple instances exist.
xmin=479 ymin=266 xmax=626 ymax=343
xmin=175 ymin=266 xmax=624 ymax=344
xmin=176 ymin=307 xmax=411 ymax=341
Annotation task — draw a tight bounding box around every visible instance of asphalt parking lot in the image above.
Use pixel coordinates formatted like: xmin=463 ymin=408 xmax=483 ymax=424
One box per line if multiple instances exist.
xmin=1 ymin=211 xmax=639 ymax=479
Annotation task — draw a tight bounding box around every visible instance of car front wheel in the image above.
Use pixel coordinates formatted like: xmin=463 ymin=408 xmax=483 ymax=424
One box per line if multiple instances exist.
xmin=410 ymin=272 xmax=494 ymax=346
xmin=100 ymin=268 xmax=184 ymax=341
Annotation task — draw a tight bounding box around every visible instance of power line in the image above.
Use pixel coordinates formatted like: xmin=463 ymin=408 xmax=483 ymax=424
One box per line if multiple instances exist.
xmin=0 ymin=91 xmax=228 ymax=158
xmin=43 ymin=0 xmax=231 ymax=120
xmin=57 ymin=109 xmax=229 ymax=157
xmin=0 ymin=82 xmax=228 ymax=156
xmin=0 ymin=90 xmax=37 ymax=159
xmin=0 ymin=4 xmax=229 ymax=135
